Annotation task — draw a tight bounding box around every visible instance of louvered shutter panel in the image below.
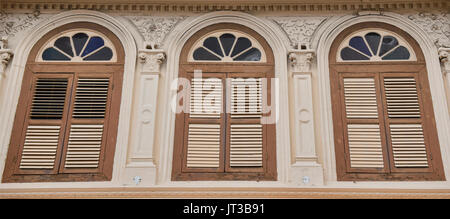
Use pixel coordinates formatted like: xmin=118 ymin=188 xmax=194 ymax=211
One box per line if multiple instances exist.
xmin=184 ymin=76 xmax=224 ymax=171
xmin=16 ymin=76 xmax=72 ymax=173
xmin=60 ymin=76 xmax=111 ymax=172
xmin=383 ymin=76 xmax=430 ymax=170
xmin=341 ymin=76 xmax=387 ymax=171
xmin=227 ymin=77 xmax=264 ymax=170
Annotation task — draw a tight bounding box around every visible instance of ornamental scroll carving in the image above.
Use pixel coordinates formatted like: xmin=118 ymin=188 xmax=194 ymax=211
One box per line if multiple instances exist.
xmin=127 ymin=16 xmax=185 ymax=49
xmin=406 ymin=11 xmax=450 ymax=48
xmin=0 ymin=10 xmax=46 ymax=38
xmin=270 ymin=17 xmax=327 ymax=49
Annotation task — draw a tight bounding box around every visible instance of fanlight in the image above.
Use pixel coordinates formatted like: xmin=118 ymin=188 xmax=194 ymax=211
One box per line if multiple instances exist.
xmin=39 ymin=31 xmax=115 ymax=62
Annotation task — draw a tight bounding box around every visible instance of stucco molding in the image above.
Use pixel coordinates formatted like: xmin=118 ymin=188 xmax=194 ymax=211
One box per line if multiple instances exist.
xmin=0 ymin=36 xmax=13 ymax=79
xmin=127 ymin=16 xmax=186 ymax=49
xmin=270 ymin=17 xmax=327 ymax=49
xmin=406 ymin=11 xmax=450 ymax=48
xmin=138 ymin=49 xmax=166 ymax=74
xmin=439 ymin=47 xmax=450 ymax=74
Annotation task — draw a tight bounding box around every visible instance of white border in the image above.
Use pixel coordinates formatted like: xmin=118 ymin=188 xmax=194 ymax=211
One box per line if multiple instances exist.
xmin=311 ymin=13 xmax=450 ymax=185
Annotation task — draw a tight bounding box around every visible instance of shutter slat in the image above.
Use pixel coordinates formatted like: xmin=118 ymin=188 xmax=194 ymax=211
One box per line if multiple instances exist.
xmin=231 ymin=78 xmax=263 ymax=119
xmin=64 ymin=124 xmax=104 ymax=168
xmin=186 ymin=124 xmax=221 ymax=168
xmin=20 ymin=125 xmax=60 ymax=169
xmin=347 ymin=124 xmax=384 ymax=168
xmin=73 ymin=78 xmax=109 ymax=119
xmin=390 ymin=124 xmax=428 ymax=168
xmin=384 ymin=77 xmax=421 ymax=118
xmin=343 ymin=78 xmax=378 ymax=119
xmin=30 ymin=78 xmax=68 ymax=120
xmin=230 ymin=124 xmax=263 ymax=167
xmin=190 ymin=78 xmax=222 ymax=118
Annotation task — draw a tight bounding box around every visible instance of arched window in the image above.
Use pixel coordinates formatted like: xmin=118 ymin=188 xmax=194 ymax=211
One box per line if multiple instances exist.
xmin=329 ymin=22 xmax=445 ymax=181
xmin=172 ymin=24 xmax=276 ymax=181
xmin=2 ymin=22 xmax=124 ymax=183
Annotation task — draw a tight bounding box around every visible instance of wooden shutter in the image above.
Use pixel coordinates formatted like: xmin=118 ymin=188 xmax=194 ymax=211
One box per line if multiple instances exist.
xmin=340 ymin=75 xmax=389 ymax=173
xmin=15 ymin=75 xmax=73 ymax=174
xmin=336 ymin=72 xmax=441 ymax=179
xmin=183 ymin=75 xmax=224 ymax=172
xmin=60 ymin=75 xmax=112 ymax=173
xmin=381 ymin=75 xmax=432 ymax=172
xmin=226 ymin=76 xmax=265 ymax=172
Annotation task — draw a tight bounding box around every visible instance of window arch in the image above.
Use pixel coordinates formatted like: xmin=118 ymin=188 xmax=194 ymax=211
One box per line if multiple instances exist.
xmin=2 ymin=22 xmax=125 ymax=183
xmin=172 ymin=23 xmax=276 ymax=181
xmin=329 ymin=22 xmax=445 ymax=181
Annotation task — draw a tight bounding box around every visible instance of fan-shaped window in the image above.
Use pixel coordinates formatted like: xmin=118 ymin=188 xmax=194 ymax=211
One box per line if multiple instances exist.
xmin=37 ymin=29 xmax=116 ymax=62
xmin=189 ymin=30 xmax=266 ymax=62
xmin=337 ymin=29 xmax=416 ymax=62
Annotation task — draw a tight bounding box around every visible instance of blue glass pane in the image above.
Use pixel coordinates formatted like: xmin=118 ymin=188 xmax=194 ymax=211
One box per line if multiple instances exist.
xmin=379 ymin=36 xmax=399 ymax=56
xmin=193 ymin=47 xmax=221 ymax=61
xmin=83 ymin=47 xmax=113 ymax=61
xmin=54 ymin=37 xmax=73 ymax=57
xmin=365 ymin=32 xmax=381 ymax=55
xmin=219 ymin=34 xmax=236 ymax=56
xmin=203 ymin=37 xmax=223 ymax=57
xmin=233 ymin=48 xmax=261 ymax=61
xmin=81 ymin=37 xmax=105 ymax=57
xmin=341 ymin=47 xmax=370 ymax=60
xmin=72 ymin=33 xmax=89 ymax=56
xmin=382 ymin=46 xmax=410 ymax=60
xmin=231 ymin=37 xmax=252 ymax=57
xmin=42 ymin=47 xmax=71 ymax=61
xmin=349 ymin=36 xmax=371 ymax=57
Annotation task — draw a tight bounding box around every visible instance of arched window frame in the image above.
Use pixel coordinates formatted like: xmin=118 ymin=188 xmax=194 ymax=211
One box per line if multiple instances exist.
xmin=328 ymin=22 xmax=445 ymax=181
xmin=2 ymin=22 xmax=125 ymax=183
xmin=172 ymin=23 xmax=277 ymax=181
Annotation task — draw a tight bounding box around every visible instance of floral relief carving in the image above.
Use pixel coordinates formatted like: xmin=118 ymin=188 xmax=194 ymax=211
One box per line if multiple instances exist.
xmin=0 ymin=10 xmax=46 ymax=38
xmin=127 ymin=16 xmax=185 ymax=49
xmin=270 ymin=17 xmax=327 ymax=49
xmin=406 ymin=11 xmax=450 ymax=48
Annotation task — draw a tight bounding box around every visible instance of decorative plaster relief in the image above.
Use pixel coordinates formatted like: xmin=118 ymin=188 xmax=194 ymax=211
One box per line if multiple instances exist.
xmin=0 ymin=10 xmax=46 ymax=38
xmin=289 ymin=50 xmax=314 ymax=73
xmin=127 ymin=16 xmax=185 ymax=49
xmin=0 ymin=36 xmax=13 ymax=79
xmin=406 ymin=11 xmax=450 ymax=48
xmin=270 ymin=17 xmax=327 ymax=49
xmin=439 ymin=47 xmax=450 ymax=74
xmin=138 ymin=50 xmax=166 ymax=73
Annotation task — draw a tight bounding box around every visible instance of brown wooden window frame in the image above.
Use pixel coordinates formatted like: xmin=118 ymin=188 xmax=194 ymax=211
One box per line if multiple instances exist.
xmin=329 ymin=22 xmax=446 ymax=181
xmin=171 ymin=23 xmax=277 ymax=181
xmin=2 ymin=22 xmax=125 ymax=183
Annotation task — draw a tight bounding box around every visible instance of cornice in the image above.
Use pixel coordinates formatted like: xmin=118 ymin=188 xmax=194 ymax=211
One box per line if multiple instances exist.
xmin=1 ymin=0 xmax=448 ymax=13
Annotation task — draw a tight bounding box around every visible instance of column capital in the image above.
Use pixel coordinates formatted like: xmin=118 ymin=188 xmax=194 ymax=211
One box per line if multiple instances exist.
xmin=439 ymin=47 xmax=450 ymax=75
xmin=138 ymin=48 xmax=166 ymax=74
xmin=0 ymin=36 xmax=13 ymax=76
xmin=288 ymin=48 xmax=315 ymax=75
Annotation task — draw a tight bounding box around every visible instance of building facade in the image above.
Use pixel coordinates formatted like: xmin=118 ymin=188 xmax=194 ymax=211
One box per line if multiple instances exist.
xmin=0 ymin=0 xmax=449 ymax=198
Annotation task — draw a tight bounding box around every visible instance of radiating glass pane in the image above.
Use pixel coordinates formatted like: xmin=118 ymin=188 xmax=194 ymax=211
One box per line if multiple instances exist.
xmin=379 ymin=36 xmax=399 ymax=56
xmin=42 ymin=47 xmax=71 ymax=61
xmin=193 ymin=47 xmax=221 ymax=61
xmin=72 ymin=33 xmax=89 ymax=56
xmin=349 ymin=36 xmax=371 ymax=57
xmin=83 ymin=47 xmax=113 ymax=61
xmin=233 ymin=48 xmax=261 ymax=61
xmin=81 ymin=36 xmax=105 ymax=57
xmin=231 ymin=37 xmax=252 ymax=57
xmin=382 ymin=46 xmax=410 ymax=60
xmin=365 ymin=32 xmax=381 ymax=55
xmin=54 ymin=36 xmax=73 ymax=57
xmin=203 ymin=37 xmax=223 ymax=57
xmin=340 ymin=47 xmax=370 ymax=60
xmin=219 ymin=33 xmax=236 ymax=56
